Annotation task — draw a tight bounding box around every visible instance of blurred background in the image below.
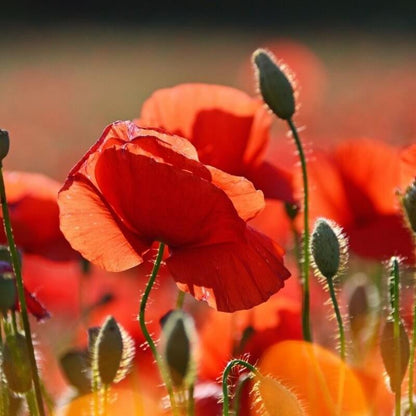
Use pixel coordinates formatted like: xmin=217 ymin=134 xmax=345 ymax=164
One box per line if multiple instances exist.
xmin=0 ymin=1 xmax=415 ymax=181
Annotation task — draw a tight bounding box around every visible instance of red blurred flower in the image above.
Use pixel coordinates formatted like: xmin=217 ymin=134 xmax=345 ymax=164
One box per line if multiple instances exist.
xmin=1 ymin=171 xmax=77 ymax=261
xmin=303 ymin=138 xmax=413 ymax=261
xmin=0 ymin=261 xmax=49 ymax=320
xmin=137 ymin=83 xmax=294 ymax=203
xmin=58 ymin=121 xmax=290 ymax=312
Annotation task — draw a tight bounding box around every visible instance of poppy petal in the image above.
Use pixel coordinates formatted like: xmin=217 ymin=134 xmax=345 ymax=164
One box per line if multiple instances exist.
xmin=167 ymin=227 xmax=290 ymax=312
xmin=94 ymin=145 xmax=245 ymax=248
xmin=58 ymin=175 xmax=147 ymax=271
xmin=206 ymin=165 xmax=264 ymax=221
xmin=247 ymin=160 xmax=295 ymax=203
xmin=139 ymin=83 xmax=271 ymax=174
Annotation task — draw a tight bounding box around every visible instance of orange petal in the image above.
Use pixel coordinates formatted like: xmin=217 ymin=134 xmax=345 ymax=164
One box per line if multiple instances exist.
xmin=58 ymin=175 xmax=147 ymax=271
xmin=258 ymin=340 xmax=369 ymax=415
xmin=207 ymin=165 xmax=265 ymax=221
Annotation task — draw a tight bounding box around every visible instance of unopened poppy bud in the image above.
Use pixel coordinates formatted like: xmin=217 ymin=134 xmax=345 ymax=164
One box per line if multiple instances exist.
xmin=161 ymin=310 xmax=196 ymax=387
xmin=92 ymin=316 xmax=134 ymax=386
xmin=253 ymin=49 xmax=296 ymax=121
xmin=402 ymin=181 xmax=416 ymax=233
xmin=252 ymin=374 xmax=305 ymax=415
xmin=380 ymin=319 xmax=410 ymax=393
xmin=0 ymin=130 xmax=10 ymax=161
xmin=311 ymin=218 xmax=348 ymax=280
xmin=2 ymin=333 xmax=32 ymax=393
xmin=0 ymin=274 xmax=17 ymax=315
xmin=60 ymin=349 xmax=91 ymax=394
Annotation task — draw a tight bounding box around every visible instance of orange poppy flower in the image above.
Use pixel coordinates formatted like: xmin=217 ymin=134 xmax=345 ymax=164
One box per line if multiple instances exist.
xmin=137 ymin=83 xmax=295 ymax=203
xmin=257 ymin=340 xmax=370 ymax=415
xmin=58 ymin=121 xmax=290 ymax=312
xmin=303 ymin=139 xmax=413 ymax=261
xmin=1 ymin=171 xmax=77 ymax=261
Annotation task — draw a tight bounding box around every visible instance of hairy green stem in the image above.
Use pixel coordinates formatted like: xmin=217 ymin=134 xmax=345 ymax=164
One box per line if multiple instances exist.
xmin=222 ymin=359 xmax=258 ymax=416
xmin=409 ymin=264 xmax=416 ymax=415
xmin=0 ymin=165 xmax=45 ymax=416
xmin=327 ymin=278 xmax=345 ymax=361
xmin=390 ymin=258 xmax=402 ymax=416
xmin=138 ymin=243 xmax=179 ymax=415
xmin=287 ymin=119 xmax=312 ymax=342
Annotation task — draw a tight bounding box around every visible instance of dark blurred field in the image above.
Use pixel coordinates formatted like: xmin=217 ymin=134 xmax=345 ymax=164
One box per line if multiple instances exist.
xmin=0 ymin=26 xmax=414 ymax=181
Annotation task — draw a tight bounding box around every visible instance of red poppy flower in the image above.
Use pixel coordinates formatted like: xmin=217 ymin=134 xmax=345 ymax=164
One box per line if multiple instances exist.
xmin=58 ymin=121 xmax=290 ymax=312
xmin=137 ymin=83 xmax=294 ymax=203
xmin=303 ymin=139 xmax=413 ymax=261
xmin=1 ymin=171 xmax=77 ymax=261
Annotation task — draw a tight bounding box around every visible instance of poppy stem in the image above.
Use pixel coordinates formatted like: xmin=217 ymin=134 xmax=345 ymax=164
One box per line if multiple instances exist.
xmin=0 ymin=164 xmax=45 ymax=416
xmin=326 ymin=277 xmax=345 ymax=361
xmin=408 ymin=254 xmax=416 ymax=416
xmin=138 ymin=242 xmax=179 ymax=415
xmin=222 ymin=359 xmax=258 ymax=416
xmin=390 ymin=258 xmax=402 ymax=416
xmin=287 ymin=118 xmax=312 ymax=342
xmin=176 ymin=290 xmax=185 ymax=309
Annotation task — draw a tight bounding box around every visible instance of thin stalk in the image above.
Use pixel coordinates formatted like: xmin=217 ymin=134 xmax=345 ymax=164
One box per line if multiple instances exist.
xmin=138 ymin=243 xmax=179 ymax=415
xmin=287 ymin=118 xmax=312 ymax=342
xmin=187 ymin=385 xmax=195 ymax=416
xmin=409 ymin=300 xmax=416 ymax=416
xmin=390 ymin=258 xmax=401 ymax=416
xmin=233 ymin=374 xmax=251 ymax=416
xmin=0 ymin=164 xmax=45 ymax=416
xmin=103 ymin=385 xmax=109 ymax=416
xmin=176 ymin=290 xmax=185 ymax=309
xmin=222 ymin=359 xmax=258 ymax=416
xmin=25 ymin=389 xmax=39 ymax=416
xmin=0 ymin=320 xmax=9 ymax=416
xmin=326 ymin=278 xmax=345 ymax=361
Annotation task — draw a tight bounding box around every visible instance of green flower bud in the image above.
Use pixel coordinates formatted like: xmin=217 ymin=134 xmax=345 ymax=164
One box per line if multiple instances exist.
xmin=402 ymin=181 xmax=416 ymax=233
xmin=0 ymin=130 xmax=10 ymax=161
xmin=311 ymin=218 xmax=348 ymax=280
xmin=92 ymin=316 xmax=134 ymax=386
xmin=380 ymin=319 xmax=410 ymax=393
xmin=253 ymin=49 xmax=296 ymax=121
xmin=0 ymin=274 xmax=16 ymax=315
xmin=161 ymin=310 xmax=196 ymax=388
xmin=2 ymin=333 xmax=32 ymax=393
xmin=60 ymin=349 xmax=91 ymax=394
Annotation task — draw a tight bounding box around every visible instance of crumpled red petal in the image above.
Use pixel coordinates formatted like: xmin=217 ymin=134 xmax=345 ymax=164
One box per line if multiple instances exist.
xmin=168 ymin=227 xmax=290 ymax=312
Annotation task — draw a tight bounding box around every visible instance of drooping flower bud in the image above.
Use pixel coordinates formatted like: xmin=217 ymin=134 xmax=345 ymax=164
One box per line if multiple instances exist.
xmin=251 ymin=374 xmax=305 ymax=415
xmin=380 ymin=319 xmax=410 ymax=393
xmin=402 ymin=180 xmax=416 ymax=233
xmin=2 ymin=333 xmax=32 ymax=393
xmin=91 ymin=316 xmax=134 ymax=386
xmin=253 ymin=49 xmax=296 ymax=121
xmin=310 ymin=218 xmax=348 ymax=280
xmin=160 ymin=310 xmax=197 ymax=388
xmin=0 ymin=130 xmax=10 ymax=162
xmin=60 ymin=349 xmax=91 ymax=394
xmin=347 ymin=276 xmax=379 ymax=345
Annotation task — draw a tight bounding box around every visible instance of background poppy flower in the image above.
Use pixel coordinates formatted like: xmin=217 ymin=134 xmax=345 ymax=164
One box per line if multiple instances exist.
xmin=58 ymin=120 xmax=290 ymax=312
xmin=299 ymin=138 xmax=414 ymax=262
xmin=137 ymin=83 xmax=295 ymax=203
xmin=1 ymin=171 xmax=77 ymax=261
